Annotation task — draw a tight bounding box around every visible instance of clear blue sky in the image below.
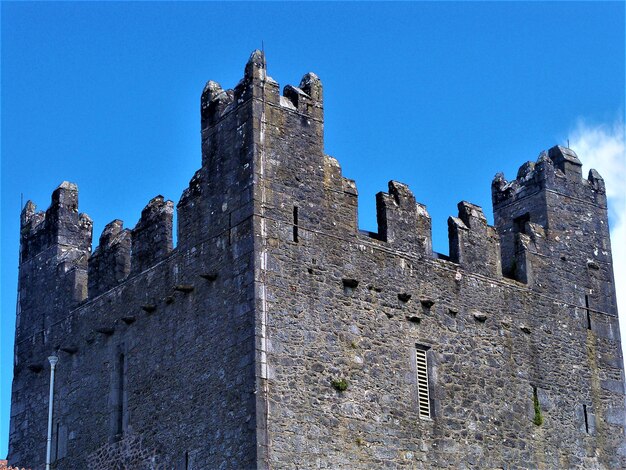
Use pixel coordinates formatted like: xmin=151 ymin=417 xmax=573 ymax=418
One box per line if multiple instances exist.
xmin=1 ymin=1 xmax=624 ymax=458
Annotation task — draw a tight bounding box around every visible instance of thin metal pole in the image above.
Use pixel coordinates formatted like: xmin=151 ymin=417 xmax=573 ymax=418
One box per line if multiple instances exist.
xmin=46 ymin=355 xmax=58 ymax=470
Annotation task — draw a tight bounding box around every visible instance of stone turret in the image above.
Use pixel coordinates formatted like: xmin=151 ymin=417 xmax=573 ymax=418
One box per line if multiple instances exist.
xmin=18 ymin=181 xmax=92 ymax=339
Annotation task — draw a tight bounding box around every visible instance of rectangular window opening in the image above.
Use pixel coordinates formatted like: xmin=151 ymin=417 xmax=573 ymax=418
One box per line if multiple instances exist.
xmin=292 ymin=206 xmax=299 ymax=243
xmin=583 ymin=404 xmax=589 ymax=433
xmin=585 ymin=295 xmax=592 ymax=330
xmin=54 ymin=421 xmax=60 ymax=461
xmin=228 ymin=213 xmax=232 ymax=246
xmin=116 ymin=353 xmax=125 ymax=438
xmin=415 ymin=346 xmax=431 ymax=419
xmin=109 ymin=350 xmax=127 ymax=442
xmin=532 ymin=386 xmax=543 ymax=426
xmin=513 ymin=213 xmax=530 ymax=234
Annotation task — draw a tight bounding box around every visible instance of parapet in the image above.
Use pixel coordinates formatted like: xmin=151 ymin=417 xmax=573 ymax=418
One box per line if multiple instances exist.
xmin=492 ymin=145 xmax=606 ymax=210
xmin=200 ymin=81 xmax=234 ymax=128
xmin=548 ymin=145 xmax=582 ymax=181
xmin=375 ymin=181 xmax=432 ymax=255
xmin=282 ymin=72 xmax=323 ymax=120
xmin=201 ymin=50 xmax=323 ymax=130
xmin=448 ymin=202 xmax=501 ymax=277
xmin=88 ymin=220 xmax=131 ymax=297
xmin=130 ymin=196 xmax=174 ymax=274
xmin=20 ymin=181 xmax=92 ymax=263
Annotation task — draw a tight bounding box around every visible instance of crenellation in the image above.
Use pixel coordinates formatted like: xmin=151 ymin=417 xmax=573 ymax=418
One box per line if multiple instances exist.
xmin=200 ymin=81 xmax=234 ymax=127
xmin=549 ymin=145 xmax=583 ymax=181
xmin=588 ymin=168 xmax=606 ymax=193
xmin=448 ymin=201 xmax=501 ymax=277
xmin=47 ymin=183 xmax=92 ymax=250
xmin=9 ymin=52 xmax=624 ymax=470
xmin=494 ymin=146 xmax=607 ymax=213
xmin=19 ymin=202 xmax=45 ymax=263
xmin=243 ymin=49 xmax=266 ymax=82
xmin=375 ymin=180 xmax=432 ymax=254
xmin=130 ymin=196 xmax=174 ymax=275
xmin=19 ymin=183 xmax=92 ymax=264
xmin=299 ymin=72 xmax=323 ymax=103
xmin=88 ymin=220 xmax=131 ymax=297
xmin=19 ymin=200 xmax=37 ymax=228
xmin=282 ymin=85 xmax=307 ymax=109
xmin=281 ymin=73 xmax=323 ymax=120
xmin=232 ymin=50 xmax=279 ymax=109
xmin=516 ymin=160 xmax=536 ymax=180
xmin=130 ymin=196 xmax=174 ymax=273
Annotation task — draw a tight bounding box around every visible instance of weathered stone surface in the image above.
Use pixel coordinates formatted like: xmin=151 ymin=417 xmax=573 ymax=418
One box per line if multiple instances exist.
xmin=8 ymin=51 xmax=625 ymax=470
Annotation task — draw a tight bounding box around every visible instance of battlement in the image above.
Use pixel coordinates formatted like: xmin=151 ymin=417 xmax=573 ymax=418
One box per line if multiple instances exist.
xmin=17 ymin=54 xmax=614 ymax=305
xmin=20 ymin=182 xmax=92 ymax=264
xmin=491 ymin=145 xmax=611 ymax=286
xmin=374 ymin=181 xmax=432 ymax=255
xmin=130 ymin=195 xmax=174 ymax=274
xmin=448 ymin=201 xmax=501 ymax=277
xmin=15 ymin=50 xmax=547 ymax=338
xmin=10 ymin=52 xmax=623 ymax=470
xmin=492 ymin=145 xmax=606 ymax=210
xmin=88 ymin=220 xmax=131 ymax=297
xmin=201 ymin=50 xmax=323 ymax=131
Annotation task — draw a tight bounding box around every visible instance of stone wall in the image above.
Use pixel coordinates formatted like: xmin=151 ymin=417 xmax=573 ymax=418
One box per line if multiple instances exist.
xmin=8 ymin=51 xmax=625 ymax=469
xmin=253 ymin=53 xmax=625 ymax=468
xmin=0 ymin=459 xmax=30 ymax=470
xmin=86 ymin=433 xmax=159 ymax=470
xmin=8 ymin=54 xmax=261 ymax=469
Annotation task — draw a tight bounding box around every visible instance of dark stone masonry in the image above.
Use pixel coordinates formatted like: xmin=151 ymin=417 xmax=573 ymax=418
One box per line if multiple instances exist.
xmin=8 ymin=51 xmax=625 ymax=469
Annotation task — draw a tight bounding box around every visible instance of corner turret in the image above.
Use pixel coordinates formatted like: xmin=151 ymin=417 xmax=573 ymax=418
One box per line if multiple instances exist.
xmin=492 ymin=145 xmax=616 ymax=315
xmin=20 ymin=182 xmax=92 ymax=263
xmin=16 ymin=181 xmax=92 ymax=353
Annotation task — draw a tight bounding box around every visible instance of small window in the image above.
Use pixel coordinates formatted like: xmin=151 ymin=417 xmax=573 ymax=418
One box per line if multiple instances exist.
xmin=292 ymin=206 xmax=299 ymax=243
xmin=116 ymin=353 xmax=125 ymax=437
xmin=415 ymin=346 xmax=431 ymax=419
xmin=585 ymin=295 xmax=592 ymax=330
xmin=513 ymin=213 xmax=530 ymax=234
xmin=110 ymin=351 xmax=126 ymax=441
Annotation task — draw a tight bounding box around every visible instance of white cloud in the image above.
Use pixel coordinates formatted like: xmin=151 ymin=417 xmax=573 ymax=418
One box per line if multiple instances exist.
xmin=568 ymin=118 xmax=625 ymax=342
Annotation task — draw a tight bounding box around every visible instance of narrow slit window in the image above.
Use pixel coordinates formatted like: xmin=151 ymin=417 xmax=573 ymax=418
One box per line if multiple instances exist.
xmin=228 ymin=213 xmax=232 ymax=246
xmin=583 ymin=404 xmax=589 ymax=433
xmin=54 ymin=421 xmax=60 ymax=461
xmin=585 ymin=295 xmax=592 ymax=330
xmin=117 ymin=353 xmax=125 ymax=437
xmin=532 ymin=386 xmax=543 ymax=426
xmin=415 ymin=346 xmax=431 ymax=419
xmin=292 ymin=206 xmax=299 ymax=243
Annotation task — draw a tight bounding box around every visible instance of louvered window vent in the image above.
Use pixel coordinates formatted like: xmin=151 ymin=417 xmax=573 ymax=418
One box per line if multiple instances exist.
xmin=416 ymin=346 xmax=431 ymax=419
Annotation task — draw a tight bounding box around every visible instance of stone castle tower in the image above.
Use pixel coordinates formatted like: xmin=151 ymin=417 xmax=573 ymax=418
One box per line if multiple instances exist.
xmin=8 ymin=51 xmax=625 ymax=469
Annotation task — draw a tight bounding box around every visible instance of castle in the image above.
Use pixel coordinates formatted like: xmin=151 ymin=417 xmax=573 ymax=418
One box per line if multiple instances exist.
xmin=8 ymin=51 xmax=625 ymax=469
